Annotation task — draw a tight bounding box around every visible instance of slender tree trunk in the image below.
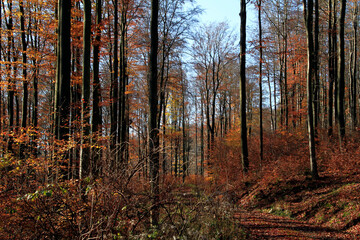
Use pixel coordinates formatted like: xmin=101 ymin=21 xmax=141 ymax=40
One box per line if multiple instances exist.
xmin=283 ymin=12 xmax=289 ymax=129
xmin=20 ymin=0 xmax=28 ymax=158
xmin=92 ymin=0 xmax=102 ymax=177
xmin=7 ymin=1 xmax=14 ymax=153
xmin=328 ymin=0 xmax=335 ymax=137
xmin=32 ymin=59 xmax=38 ymax=155
xmin=15 ymin=94 xmax=20 ymax=130
xmin=119 ymin=4 xmax=129 ymax=169
xmin=174 ymin=117 xmax=178 ymax=177
xmin=54 ymin=0 xmax=71 ymax=180
xmin=268 ymin=71 xmax=274 ymax=131
xmin=240 ymin=0 xmax=249 ymax=173
xmin=350 ymin=5 xmax=358 ymax=130
xmin=162 ymin=91 xmax=167 ymax=175
xmin=200 ymin=95 xmax=204 ymax=176
xmin=110 ymin=0 xmax=119 ymax=158
xmin=149 ymin=0 xmax=160 ymax=226
xmin=182 ymin=84 xmax=187 ymax=182
xmin=337 ymin=0 xmax=346 ymax=146
xmin=303 ymin=0 xmax=319 ymax=179
xmin=273 ymin=63 xmax=277 ymax=130
xmin=80 ymin=0 xmax=91 ymax=179
xmin=258 ymin=0 xmax=263 ymax=164
xmin=195 ymin=97 xmax=198 ymax=175
xmin=313 ymin=0 xmax=320 ymax=129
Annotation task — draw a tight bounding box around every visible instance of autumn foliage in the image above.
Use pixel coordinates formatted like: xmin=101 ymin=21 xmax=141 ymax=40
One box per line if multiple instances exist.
xmin=0 ymin=0 xmax=360 ymax=238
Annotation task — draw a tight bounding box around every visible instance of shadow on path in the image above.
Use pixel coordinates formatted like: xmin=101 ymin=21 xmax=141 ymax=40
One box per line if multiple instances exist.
xmin=235 ymin=209 xmax=352 ymax=240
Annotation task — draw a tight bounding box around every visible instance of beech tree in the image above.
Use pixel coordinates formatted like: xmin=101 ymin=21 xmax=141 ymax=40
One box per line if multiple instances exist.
xmin=240 ymin=0 xmax=249 ymax=173
xmin=191 ymin=22 xmax=237 ymax=168
xmin=257 ymin=0 xmax=264 ymax=163
xmin=328 ymin=0 xmax=337 ymax=137
xmin=92 ymin=0 xmax=103 ymax=177
xmin=337 ymin=0 xmax=346 ymax=146
xmin=54 ymin=0 xmax=71 ymax=179
xmin=80 ymin=0 xmax=91 ymax=179
xmin=149 ymin=0 xmax=160 ymax=226
xmin=303 ymin=0 xmax=318 ymax=179
xmin=350 ymin=3 xmax=358 ymax=130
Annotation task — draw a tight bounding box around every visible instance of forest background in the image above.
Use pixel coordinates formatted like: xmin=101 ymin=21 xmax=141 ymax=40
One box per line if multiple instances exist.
xmin=0 ymin=0 xmax=360 ymax=238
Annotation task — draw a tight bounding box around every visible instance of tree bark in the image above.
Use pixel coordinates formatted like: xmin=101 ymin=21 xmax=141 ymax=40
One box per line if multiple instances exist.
xmin=20 ymin=0 xmax=28 ymax=156
xmin=350 ymin=5 xmax=358 ymax=130
xmin=313 ymin=0 xmax=320 ymax=129
xmin=53 ymin=0 xmax=71 ymax=180
xmin=258 ymin=0 xmax=264 ymax=164
xmin=118 ymin=2 xmax=129 ymax=170
xmin=7 ymin=1 xmax=14 ymax=152
xmin=328 ymin=0 xmax=335 ymax=137
xmin=80 ymin=0 xmax=91 ymax=179
xmin=55 ymin=0 xmax=71 ymax=141
xmin=110 ymin=0 xmax=119 ymax=158
xmin=240 ymin=0 xmax=249 ymax=173
xmin=92 ymin=0 xmax=102 ymax=177
xmin=337 ymin=0 xmax=346 ymax=146
xmin=149 ymin=0 xmax=160 ymax=226
xmin=303 ymin=0 xmax=319 ymax=179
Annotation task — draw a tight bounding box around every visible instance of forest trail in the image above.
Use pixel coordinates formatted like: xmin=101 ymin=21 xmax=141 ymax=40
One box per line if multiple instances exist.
xmin=235 ymin=209 xmax=352 ymax=239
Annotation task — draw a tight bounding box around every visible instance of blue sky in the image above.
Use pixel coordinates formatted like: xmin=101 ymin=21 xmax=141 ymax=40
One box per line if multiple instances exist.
xmin=196 ymin=0 xmax=240 ymax=30
xmin=195 ymin=0 xmax=257 ymax=37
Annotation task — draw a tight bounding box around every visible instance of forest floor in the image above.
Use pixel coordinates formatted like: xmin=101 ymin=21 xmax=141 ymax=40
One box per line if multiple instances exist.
xmin=236 ymin=209 xmax=351 ymax=239
xmin=234 ymin=171 xmax=360 ymax=239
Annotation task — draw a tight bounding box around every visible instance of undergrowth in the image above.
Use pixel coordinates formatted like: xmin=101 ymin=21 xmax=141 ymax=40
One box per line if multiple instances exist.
xmin=0 ymin=162 xmax=247 ymax=239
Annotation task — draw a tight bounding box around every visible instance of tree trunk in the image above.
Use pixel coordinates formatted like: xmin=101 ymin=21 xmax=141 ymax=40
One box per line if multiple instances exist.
xmin=313 ymin=0 xmax=320 ymax=129
xmin=181 ymin=71 xmax=187 ymax=182
xmin=7 ymin=1 xmax=14 ymax=153
xmin=110 ymin=0 xmax=119 ymax=158
xmin=80 ymin=0 xmax=91 ymax=179
xmin=303 ymin=0 xmax=319 ymax=179
xmin=20 ymin=0 xmax=28 ymax=159
xmin=118 ymin=3 xmax=129 ymax=170
xmin=92 ymin=0 xmax=102 ymax=177
xmin=258 ymin=0 xmax=263 ymax=164
xmin=337 ymin=0 xmax=346 ymax=146
xmin=32 ymin=59 xmax=38 ymax=156
xmin=328 ymin=0 xmax=335 ymax=137
xmin=240 ymin=0 xmax=249 ymax=173
xmin=149 ymin=0 xmax=160 ymax=226
xmin=350 ymin=5 xmax=358 ymax=129
xmin=54 ymin=0 xmax=71 ymax=180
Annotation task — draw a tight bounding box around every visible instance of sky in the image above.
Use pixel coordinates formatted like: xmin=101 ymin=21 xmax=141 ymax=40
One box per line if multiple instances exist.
xmin=196 ymin=0 xmax=240 ymax=29
xmin=195 ymin=0 xmax=257 ymax=34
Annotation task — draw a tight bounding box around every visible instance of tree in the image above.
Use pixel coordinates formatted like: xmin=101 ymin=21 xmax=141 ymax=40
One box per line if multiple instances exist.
xmin=328 ymin=0 xmax=337 ymax=137
xmin=158 ymin=0 xmax=201 ymax=175
xmin=149 ymin=0 xmax=160 ymax=226
xmin=118 ymin=0 xmax=129 ymax=170
xmin=20 ymin=0 xmax=28 ymax=158
xmin=110 ymin=0 xmax=119 ymax=159
xmin=337 ymin=0 xmax=346 ymax=146
xmin=257 ymin=0 xmax=264 ymax=164
xmin=191 ymin=23 xmax=237 ymax=167
xmin=80 ymin=0 xmax=92 ymax=179
xmin=92 ymin=0 xmax=103 ymax=176
xmin=313 ymin=0 xmax=320 ymax=129
xmin=240 ymin=0 xmax=249 ymax=173
xmin=303 ymin=0 xmax=319 ymax=179
xmin=54 ymin=0 xmax=71 ymax=153
xmin=6 ymin=0 xmax=14 ymax=153
xmin=350 ymin=2 xmax=358 ymax=130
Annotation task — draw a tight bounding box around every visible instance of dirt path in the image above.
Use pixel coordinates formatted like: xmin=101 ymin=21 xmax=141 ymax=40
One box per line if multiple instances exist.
xmin=235 ymin=209 xmax=352 ymax=239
